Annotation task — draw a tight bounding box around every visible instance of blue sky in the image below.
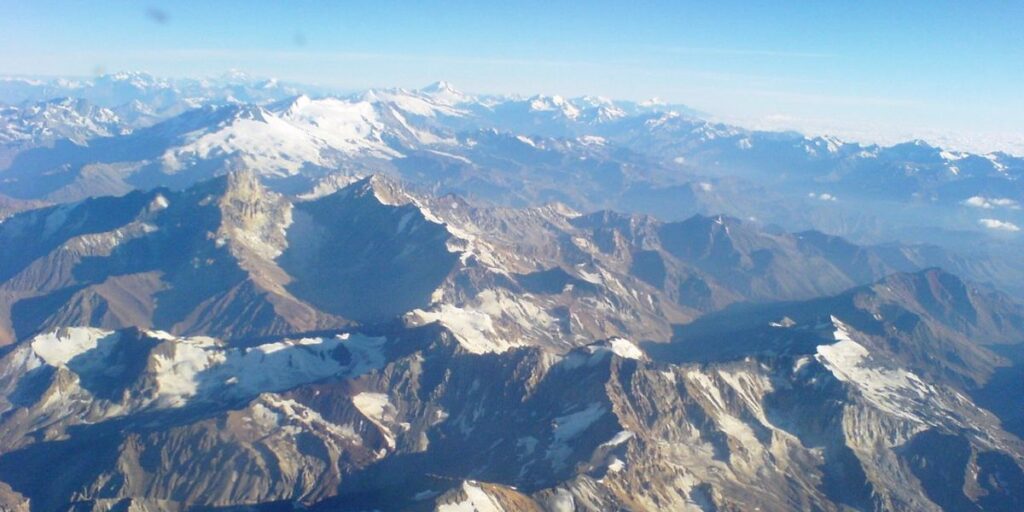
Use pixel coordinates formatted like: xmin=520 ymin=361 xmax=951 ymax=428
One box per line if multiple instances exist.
xmin=2 ymin=1 xmax=1022 ymax=150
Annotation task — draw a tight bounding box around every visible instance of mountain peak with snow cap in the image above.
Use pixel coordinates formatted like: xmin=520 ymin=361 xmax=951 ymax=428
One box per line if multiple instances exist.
xmin=422 ymin=80 xmax=458 ymax=94
xmin=419 ymin=80 xmax=469 ymax=106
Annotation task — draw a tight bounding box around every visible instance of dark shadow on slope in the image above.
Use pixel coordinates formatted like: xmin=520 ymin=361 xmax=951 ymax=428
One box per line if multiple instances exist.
xmin=975 ymin=451 xmax=1024 ymax=512
xmin=629 ymin=249 xmax=667 ymax=289
xmin=0 ymin=422 xmax=126 ymax=511
xmin=642 ymin=280 xmax=897 ymax=365
xmin=0 ymin=191 xmax=156 ymax=283
xmin=10 ymin=285 xmax=88 ymax=340
xmin=6 ymin=180 xmax=244 ymax=342
xmin=897 ymin=430 xmax=978 ymax=511
xmin=763 ymin=359 xmax=877 ymax=511
xmin=0 ymin=402 xmax=239 ymax=511
xmin=70 ymin=179 xmax=248 ymax=334
xmin=513 ymin=267 xmax=597 ymax=295
xmin=971 ymin=344 xmax=1024 ymax=439
xmin=9 ymin=365 xmax=56 ymax=408
xmin=279 ymin=186 xmax=459 ymax=324
xmin=64 ymin=329 xmax=161 ymax=401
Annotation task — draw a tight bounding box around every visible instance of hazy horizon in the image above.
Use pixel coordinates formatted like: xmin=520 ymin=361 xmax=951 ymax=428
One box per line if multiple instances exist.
xmin=3 ymin=1 xmax=1023 ymax=154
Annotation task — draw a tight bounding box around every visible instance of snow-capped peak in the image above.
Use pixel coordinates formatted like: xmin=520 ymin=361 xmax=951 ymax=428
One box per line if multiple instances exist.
xmin=221 ymin=68 xmax=255 ymax=82
xmin=420 ymin=80 xmax=471 ymax=106
xmin=422 ymin=80 xmax=459 ymax=95
xmin=528 ymin=94 xmax=580 ymax=120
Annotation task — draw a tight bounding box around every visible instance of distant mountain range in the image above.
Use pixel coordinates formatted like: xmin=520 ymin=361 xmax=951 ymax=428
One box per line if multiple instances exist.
xmin=2 ymin=74 xmax=1020 ymax=251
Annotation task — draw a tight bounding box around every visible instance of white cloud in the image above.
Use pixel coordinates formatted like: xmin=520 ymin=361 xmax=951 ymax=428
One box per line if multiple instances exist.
xmin=808 ymin=192 xmax=837 ymax=202
xmin=979 ymin=218 xmax=1021 ymax=232
xmin=963 ymin=196 xmax=1020 ymax=210
xmin=697 ymin=181 xmax=713 ymax=192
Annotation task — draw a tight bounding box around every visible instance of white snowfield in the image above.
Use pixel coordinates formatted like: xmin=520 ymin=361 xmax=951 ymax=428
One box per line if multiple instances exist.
xmin=528 ymin=95 xmax=581 ymax=120
xmin=362 ymin=87 xmax=467 ymax=118
xmin=28 ymin=327 xmax=112 ymax=367
xmin=561 ymin=337 xmax=646 ymax=370
xmin=10 ymin=327 xmax=388 ymax=410
xmin=813 ymin=315 xmax=991 ymax=431
xmin=815 ymin=317 xmax=935 ymax=422
xmin=0 ymin=97 xmax=124 ymax=145
xmin=163 ymin=99 xmax=400 ymax=176
xmin=437 ymin=481 xmax=506 ymax=512
xmin=406 ymin=304 xmax=523 ymax=355
xmin=160 ymin=87 xmax=469 ymax=177
xmin=607 ymin=337 xmax=645 ymax=360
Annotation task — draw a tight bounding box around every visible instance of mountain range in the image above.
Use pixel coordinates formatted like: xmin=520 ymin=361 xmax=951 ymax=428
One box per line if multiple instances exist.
xmin=2 ymin=75 xmax=1021 ymax=272
xmin=0 ymin=73 xmax=1021 ymax=511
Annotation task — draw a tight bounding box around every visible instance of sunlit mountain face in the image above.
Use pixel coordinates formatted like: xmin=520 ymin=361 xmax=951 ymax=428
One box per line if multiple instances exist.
xmin=2 ymin=3 xmax=1024 ymax=509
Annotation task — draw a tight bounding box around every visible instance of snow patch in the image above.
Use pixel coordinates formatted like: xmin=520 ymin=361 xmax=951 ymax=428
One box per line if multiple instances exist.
xmin=600 ymin=430 xmax=635 ymax=448
xmin=151 ymin=194 xmax=170 ymax=210
xmin=352 ymin=392 xmax=398 ymax=450
xmin=438 ymin=481 xmax=504 ymax=512
xmin=30 ymin=327 xmax=112 ymax=367
xmin=24 ymin=328 xmax=387 ymax=410
xmin=607 ymin=337 xmax=644 ymax=360
xmin=251 ymin=395 xmax=361 ymax=444
xmin=815 ymin=317 xmax=935 ymax=422
xmin=406 ymin=304 xmax=520 ymax=354
xmin=546 ymin=403 xmax=607 ymax=469
xmin=553 ymin=403 xmax=606 ymax=442
xmin=425 ymin=149 xmax=472 ymax=164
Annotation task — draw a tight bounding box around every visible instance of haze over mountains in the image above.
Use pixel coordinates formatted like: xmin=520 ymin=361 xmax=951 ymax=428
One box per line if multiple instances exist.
xmin=0 ymin=73 xmax=1022 ymax=511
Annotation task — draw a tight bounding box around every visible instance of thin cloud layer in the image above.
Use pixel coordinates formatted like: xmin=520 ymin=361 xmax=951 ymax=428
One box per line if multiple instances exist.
xmin=963 ymin=196 xmax=1020 ymax=210
xmin=979 ymin=218 xmax=1021 ymax=232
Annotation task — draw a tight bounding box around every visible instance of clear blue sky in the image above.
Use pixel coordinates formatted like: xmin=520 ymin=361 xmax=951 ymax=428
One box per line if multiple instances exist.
xmin=2 ymin=1 xmax=1022 ymax=150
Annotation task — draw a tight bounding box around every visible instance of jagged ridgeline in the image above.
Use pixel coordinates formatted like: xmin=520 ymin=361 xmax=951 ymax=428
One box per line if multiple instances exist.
xmin=0 ymin=171 xmax=1021 ymax=510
